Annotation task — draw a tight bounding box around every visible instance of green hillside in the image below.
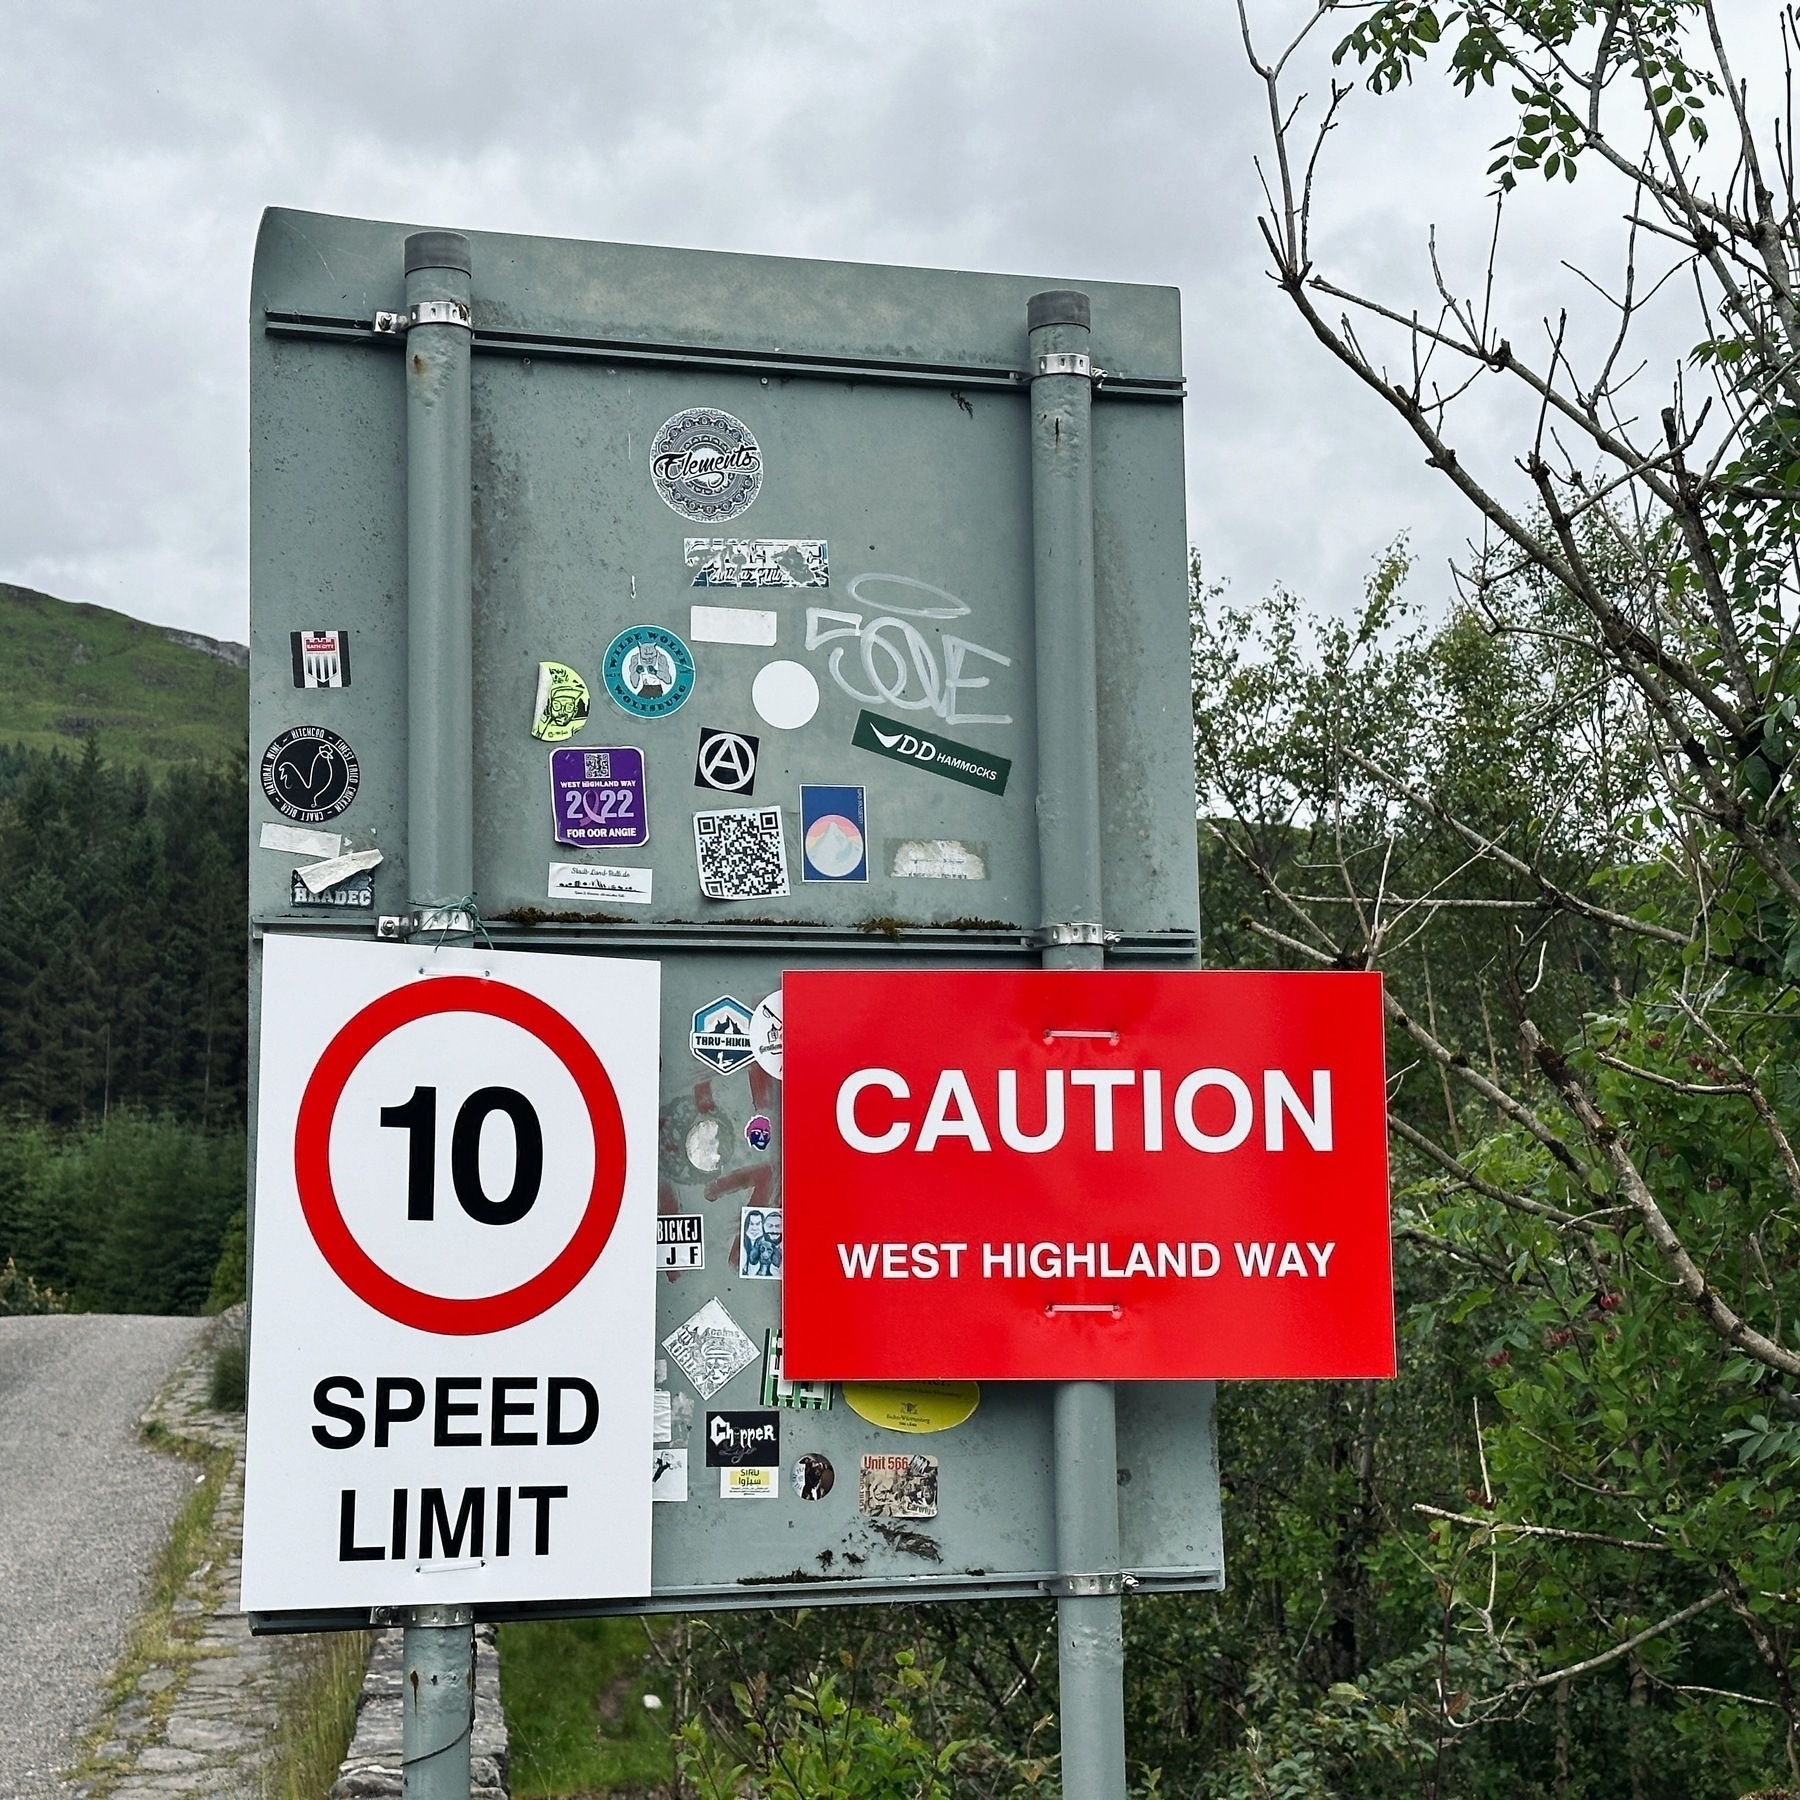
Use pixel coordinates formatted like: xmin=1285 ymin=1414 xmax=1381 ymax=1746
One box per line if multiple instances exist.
xmin=0 ymin=583 xmax=247 ymax=776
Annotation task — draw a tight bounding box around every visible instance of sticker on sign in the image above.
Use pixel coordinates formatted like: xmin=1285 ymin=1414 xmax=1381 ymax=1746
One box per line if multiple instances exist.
xmin=242 ymin=937 xmax=660 ymax=1611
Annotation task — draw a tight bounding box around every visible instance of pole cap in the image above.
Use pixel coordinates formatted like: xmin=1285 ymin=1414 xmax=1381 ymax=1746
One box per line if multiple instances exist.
xmin=1028 ymin=289 xmax=1090 ymax=332
xmin=404 ymin=231 xmax=472 ymax=275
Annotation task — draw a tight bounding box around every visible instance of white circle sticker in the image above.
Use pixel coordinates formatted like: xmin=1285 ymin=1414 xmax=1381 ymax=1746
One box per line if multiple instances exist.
xmin=752 ymin=661 xmax=819 ymax=730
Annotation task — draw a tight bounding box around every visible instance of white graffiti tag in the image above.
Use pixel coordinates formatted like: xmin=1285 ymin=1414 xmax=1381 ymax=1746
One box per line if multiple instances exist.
xmin=804 ymin=574 xmax=1012 ymax=727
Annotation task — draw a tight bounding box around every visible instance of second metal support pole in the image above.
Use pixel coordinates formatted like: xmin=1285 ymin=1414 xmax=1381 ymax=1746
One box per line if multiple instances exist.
xmin=405 ymin=229 xmax=476 ymax=935
xmin=1029 ymin=286 xmax=1129 ymax=1800
xmin=402 ymin=1604 xmax=475 ymax=1800
xmin=401 ymin=227 xmax=478 ymax=1800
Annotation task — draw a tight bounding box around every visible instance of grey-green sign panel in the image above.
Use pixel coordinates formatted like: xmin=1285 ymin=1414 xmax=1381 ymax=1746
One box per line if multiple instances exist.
xmin=247 ymin=210 xmax=1215 ymax=1628
xmin=249 ymin=209 xmax=1196 ymax=944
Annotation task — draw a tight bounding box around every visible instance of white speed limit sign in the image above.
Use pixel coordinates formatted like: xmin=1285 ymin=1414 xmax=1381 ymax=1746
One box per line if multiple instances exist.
xmin=242 ymin=936 xmax=659 ymax=1611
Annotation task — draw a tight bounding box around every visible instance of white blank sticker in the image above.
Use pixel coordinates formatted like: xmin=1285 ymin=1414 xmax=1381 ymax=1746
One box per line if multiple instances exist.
xmin=892 ymin=839 xmax=987 ymax=880
xmin=752 ymin=660 xmax=820 ymax=730
xmin=691 ymin=605 xmax=778 ymax=646
xmin=296 ymin=849 xmax=384 ymax=894
xmin=260 ymin=823 xmax=342 ymax=858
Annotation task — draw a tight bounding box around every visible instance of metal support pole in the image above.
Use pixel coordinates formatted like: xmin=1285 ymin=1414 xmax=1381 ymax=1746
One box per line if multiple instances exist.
xmin=400 ymin=229 xmax=477 ymax=1800
xmin=1029 ymin=287 xmax=1128 ymax=1800
xmin=404 ymin=229 xmax=475 ymax=936
xmin=402 ymin=1603 xmax=475 ymax=1800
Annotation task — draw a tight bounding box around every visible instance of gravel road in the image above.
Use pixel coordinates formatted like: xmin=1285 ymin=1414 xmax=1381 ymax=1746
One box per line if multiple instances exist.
xmin=0 ymin=1314 xmax=209 ymax=1800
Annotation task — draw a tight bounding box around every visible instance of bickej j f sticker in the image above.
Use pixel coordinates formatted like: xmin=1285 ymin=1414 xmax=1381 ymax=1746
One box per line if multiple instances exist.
xmin=800 ymin=784 xmax=867 ymax=882
xmin=531 ymin=661 xmax=591 ymax=741
xmin=657 ymin=1215 xmax=705 ymax=1271
xmin=550 ymin=746 xmax=647 ymax=848
xmin=693 ymin=807 xmax=789 ymax=900
xmin=662 ymin=1298 xmax=759 ymax=1402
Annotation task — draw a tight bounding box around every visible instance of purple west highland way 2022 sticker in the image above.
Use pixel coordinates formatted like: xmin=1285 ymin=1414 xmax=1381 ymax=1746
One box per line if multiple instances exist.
xmin=550 ymin=746 xmax=648 ymax=848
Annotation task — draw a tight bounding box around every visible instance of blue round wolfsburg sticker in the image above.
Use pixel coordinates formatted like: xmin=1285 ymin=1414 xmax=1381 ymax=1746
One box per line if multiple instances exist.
xmin=602 ymin=625 xmax=696 ymax=719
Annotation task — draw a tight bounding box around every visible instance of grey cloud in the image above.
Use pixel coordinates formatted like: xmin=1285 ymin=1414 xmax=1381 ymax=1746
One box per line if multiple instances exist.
xmin=0 ymin=0 xmax=1660 ymax=640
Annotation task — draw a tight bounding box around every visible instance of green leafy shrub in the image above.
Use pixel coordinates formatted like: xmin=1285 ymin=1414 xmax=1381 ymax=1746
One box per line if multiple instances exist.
xmin=677 ymin=1653 xmax=972 ymax=1800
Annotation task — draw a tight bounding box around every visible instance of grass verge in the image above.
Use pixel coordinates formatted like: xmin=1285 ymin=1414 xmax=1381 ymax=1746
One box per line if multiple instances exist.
xmin=70 ymin=1422 xmax=235 ymax=1792
xmin=498 ymin=1617 xmax=675 ymax=1795
xmin=263 ymin=1630 xmax=372 ymax=1800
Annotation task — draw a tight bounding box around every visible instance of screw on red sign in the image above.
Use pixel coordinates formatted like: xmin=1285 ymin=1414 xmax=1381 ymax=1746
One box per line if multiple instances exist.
xmin=293 ymin=976 xmax=626 ymax=1335
xmin=781 ymin=969 xmax=1394 ymax=1382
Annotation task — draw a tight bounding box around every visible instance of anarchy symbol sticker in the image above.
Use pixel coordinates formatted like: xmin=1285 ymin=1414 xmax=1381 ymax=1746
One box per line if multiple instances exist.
xmin=694 ymin=728 xmax=759 ymax=795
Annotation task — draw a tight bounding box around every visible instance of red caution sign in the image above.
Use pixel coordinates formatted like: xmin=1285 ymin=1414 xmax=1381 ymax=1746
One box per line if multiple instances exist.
xmin=781 ymin=970 xmax=1393 ymax=1381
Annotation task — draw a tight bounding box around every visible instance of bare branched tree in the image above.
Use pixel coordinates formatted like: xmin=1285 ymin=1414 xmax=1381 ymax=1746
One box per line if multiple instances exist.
xmin=1218 ymin=0 xmax=1800 ymax=1777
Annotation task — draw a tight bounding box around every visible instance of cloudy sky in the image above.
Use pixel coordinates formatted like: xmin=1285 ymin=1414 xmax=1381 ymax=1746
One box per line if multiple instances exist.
xmin=0 ymin=0 xmax=1690 ymax=646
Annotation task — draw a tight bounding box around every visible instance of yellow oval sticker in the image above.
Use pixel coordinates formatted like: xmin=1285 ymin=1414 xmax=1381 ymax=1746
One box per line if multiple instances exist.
xmin=843 ymin=1381 xmax=980 ymax=1435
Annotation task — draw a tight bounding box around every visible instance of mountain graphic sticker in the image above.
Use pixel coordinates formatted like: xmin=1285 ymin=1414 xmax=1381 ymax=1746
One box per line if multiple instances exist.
xmin=801 ymin=785 xmax=868 ymax=882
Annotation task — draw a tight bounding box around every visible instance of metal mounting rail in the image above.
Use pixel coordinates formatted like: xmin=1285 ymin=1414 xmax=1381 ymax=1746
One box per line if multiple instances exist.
xmin=261 ymin=310 xmax=1187 ymax=401
xmin=251 ymin=914 xmax=1199 ymax=958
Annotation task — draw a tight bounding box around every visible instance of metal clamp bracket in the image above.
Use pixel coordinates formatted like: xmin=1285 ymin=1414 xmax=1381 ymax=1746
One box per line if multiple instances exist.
xmin=370 ymin=1603 xmax=474 ymax=1626
xmin=1042 ymin=1572 xmax=1139 ymax=1598
xmin=1035 ymin=351 xmax=1091 ymax=379
xmin=373 ymin=300 xmax=474 ymax=336
xmin=1032 ymin=921 xmax=1117 ymax=948
xmin=376 ymin=908 xmax=478 ymax=941
xmin=412 ymin=906 xmax=477 ymax=937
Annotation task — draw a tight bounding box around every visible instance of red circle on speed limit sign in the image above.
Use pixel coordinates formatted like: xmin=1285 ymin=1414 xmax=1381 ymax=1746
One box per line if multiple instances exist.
xmin=293 ymin=976 xmax=626 ymax=1335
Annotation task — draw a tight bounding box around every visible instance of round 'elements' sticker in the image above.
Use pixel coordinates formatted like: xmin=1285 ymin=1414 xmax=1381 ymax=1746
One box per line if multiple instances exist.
xmin=752 ymin=660 xmax=820 ymax=730
xmin=650 ymin=408 xmax=763 ymax=523
xmin=793 ymin=1454 xmax=835 ymax=1501
xmin=603 ymin=626 xmax=696 ymax=719
xmin=261 ymin=726 xmax=360 ymax=823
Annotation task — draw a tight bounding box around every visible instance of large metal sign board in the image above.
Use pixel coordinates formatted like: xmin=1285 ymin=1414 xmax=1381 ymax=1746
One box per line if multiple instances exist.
xmin=784 ymin=969 xmax=1394 ymax=1381
xmin=242 ymin=936 xmax=659 ymax=1609
xmin=246 ymin=209 xmax=1221 ymax=1627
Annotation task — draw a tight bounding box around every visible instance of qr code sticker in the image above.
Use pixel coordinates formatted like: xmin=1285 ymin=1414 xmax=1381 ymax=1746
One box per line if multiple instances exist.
xmin=694 ymin=806 xmax=789 ymax=900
